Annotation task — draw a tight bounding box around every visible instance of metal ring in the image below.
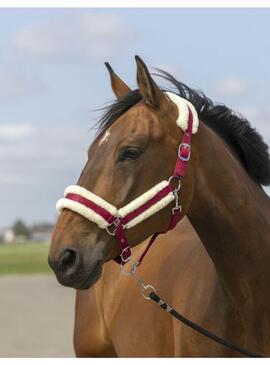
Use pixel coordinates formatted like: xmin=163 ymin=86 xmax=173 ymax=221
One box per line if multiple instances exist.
xmin=168 ymin=176 xmax=181 ymax=192
xmin=120 ymin=259 xmax=138 ymax=275
xmin=105 ymin=223 xmax=116 ymax=236
xmin=141 ymin=284 xmax=157 ymax=300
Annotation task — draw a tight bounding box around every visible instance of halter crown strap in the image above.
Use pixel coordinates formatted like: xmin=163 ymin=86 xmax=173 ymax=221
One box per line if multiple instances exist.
xmin=165 ymin=92 xmax=199 ymax=134
xmin=56 ymin=92 xmax=199 ymax=265
xmin=174 ymin=106 xmax=193 ymax=178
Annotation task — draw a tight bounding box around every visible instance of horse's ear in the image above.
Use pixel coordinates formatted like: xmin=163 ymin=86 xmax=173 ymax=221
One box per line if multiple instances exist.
xmin=105 ymin=62 xmax=131 ymax=99
xmin=135 ymin=55 xmax=167 ymax=110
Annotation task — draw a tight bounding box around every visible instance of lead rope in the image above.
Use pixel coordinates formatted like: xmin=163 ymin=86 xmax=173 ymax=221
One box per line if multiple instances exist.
xmin=120 ymin=263 xmax=263 ymax=358
xmin=149 ymin=292 xmax=262 ymax=358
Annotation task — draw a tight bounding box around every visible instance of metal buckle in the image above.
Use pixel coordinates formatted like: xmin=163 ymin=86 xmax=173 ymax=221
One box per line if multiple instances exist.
xmin=120 ymin=246 xmax=132 ymax=263
xmin=178 ymin=143 xmax=191 ymax=162
xmin=172 ymin=204 xmax=182 ymax=215
xmin=172 ymin=190 xmax=182 ymax=215
xmin=168 ymin=176 xmax=181 ymax=192
xmin=141 ymin=284 xmax=157 ymax=300
xmin=106 ymin=223 xmax=116 ymax=236
xmin=120 ymin=258 xmax=138 ymax=275
xmin=105 ymin=216 xmax=122 ymax=236
xmin=129 ymin=270 xmax=157 ymax=300
xmin=168 ymin=176 xmax=182 ymax=215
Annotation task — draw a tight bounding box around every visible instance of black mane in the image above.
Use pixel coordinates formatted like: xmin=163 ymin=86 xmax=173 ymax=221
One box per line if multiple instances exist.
xmin=97 ymin=70 xmax=270 ymax=186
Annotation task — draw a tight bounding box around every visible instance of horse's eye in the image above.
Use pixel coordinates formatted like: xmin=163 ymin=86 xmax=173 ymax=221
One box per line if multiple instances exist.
xmin=118 ymin=147 xmax=142 ymax=161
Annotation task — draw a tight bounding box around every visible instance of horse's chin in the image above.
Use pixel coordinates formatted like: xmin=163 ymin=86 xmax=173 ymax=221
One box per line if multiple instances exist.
xmin=77 ymin=261 xmax=103 ymax=290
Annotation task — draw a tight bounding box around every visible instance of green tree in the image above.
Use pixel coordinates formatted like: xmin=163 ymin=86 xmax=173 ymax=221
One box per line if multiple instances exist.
xmin=12 ymin=219 xmax=31 ymax=239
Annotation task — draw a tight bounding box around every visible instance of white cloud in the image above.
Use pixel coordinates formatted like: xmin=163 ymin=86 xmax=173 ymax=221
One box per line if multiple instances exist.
xmin=0 ymin=124 xmax=35 ymax=142
xmin=10 ymin=12 xmax=135 ymax=63
xmin=0 ymin=123 xmax=92 ymax=175
xmin=215 ymin=77 xmax=248 ymax=96
xmin=0 ymin=122 xmax=96 ymax=226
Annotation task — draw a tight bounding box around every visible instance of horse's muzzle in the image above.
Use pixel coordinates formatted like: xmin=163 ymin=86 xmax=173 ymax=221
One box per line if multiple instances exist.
xmin=48 ymin=248 xmax=103 ymax=289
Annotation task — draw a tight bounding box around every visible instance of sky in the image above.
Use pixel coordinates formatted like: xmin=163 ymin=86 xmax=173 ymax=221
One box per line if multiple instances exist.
xmin=0 ymin=8 xmax=270 ymax=227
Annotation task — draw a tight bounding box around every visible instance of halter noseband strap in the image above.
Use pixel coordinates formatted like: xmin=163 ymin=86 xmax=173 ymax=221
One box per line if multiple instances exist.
xmin=56 ymin=92 xmax=199 ymax=266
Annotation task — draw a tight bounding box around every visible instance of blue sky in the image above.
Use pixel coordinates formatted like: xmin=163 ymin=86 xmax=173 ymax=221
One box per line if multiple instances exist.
xmin=0 ymin=8 xmax=270 ymax=227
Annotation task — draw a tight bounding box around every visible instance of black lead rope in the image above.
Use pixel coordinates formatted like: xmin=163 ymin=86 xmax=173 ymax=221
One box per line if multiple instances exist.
xmin=149 ymin=292 xmax=263 ymax=358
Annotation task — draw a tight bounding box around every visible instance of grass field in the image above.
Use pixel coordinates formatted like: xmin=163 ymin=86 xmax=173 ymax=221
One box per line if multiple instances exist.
xmin=0 ymin=242 xmax=52 ymax=275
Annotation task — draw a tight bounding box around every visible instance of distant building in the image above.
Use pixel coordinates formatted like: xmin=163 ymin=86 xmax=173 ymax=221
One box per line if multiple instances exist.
xmin=0 ymin=222 xmax=55 ymax=244
xmin=3 ymin=229 xmax=15 ymax=244
xmin=30 ymin=223 xmax=55 ymax=243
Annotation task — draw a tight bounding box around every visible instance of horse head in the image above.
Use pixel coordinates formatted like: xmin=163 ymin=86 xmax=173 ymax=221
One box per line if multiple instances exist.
xmin=49 ymin=56 xmax=195 ymax=289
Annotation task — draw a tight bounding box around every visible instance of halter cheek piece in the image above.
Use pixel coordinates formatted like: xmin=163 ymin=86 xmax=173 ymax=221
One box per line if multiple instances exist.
xmin=56 ymin=92 xmax=199 ymax=266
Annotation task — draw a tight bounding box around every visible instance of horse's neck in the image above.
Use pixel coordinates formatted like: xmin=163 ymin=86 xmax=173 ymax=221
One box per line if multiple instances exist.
xmin=188 ymin=123 xmax=270 ymax=311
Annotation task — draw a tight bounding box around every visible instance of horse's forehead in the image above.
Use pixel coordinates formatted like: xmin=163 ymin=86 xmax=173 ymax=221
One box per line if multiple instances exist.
xmin=91 ymin=104 xmax=163 ymax=155
xmin=115 ymin=103 xmax=161 ymax=135
xmin=125 ymin=103 xmax=157 ymax=122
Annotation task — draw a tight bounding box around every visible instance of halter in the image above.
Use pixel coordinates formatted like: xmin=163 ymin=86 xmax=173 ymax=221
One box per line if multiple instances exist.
xmin=56 ymin=92 xmax=199 ymax=266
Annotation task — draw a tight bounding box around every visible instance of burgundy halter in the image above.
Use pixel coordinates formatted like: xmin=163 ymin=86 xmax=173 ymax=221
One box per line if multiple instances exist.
xmin=57 ymin=104 xmax=194 ymax=267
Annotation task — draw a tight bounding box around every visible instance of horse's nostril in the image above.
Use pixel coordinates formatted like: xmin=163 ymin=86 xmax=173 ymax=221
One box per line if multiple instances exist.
xmin=59 ymin=248 xmax=78 ymax=274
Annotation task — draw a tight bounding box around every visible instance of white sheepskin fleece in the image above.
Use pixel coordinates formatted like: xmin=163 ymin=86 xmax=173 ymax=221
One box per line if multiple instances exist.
xmin=122 ymin=193 xmax=174 ymax=229
xmin=165 ymin=92 xmax=199 ymax=134
xmin=56 ymin=185 xmax=117 ymax=229
xmin=56 ymin=181 xmax=175 ymax=230
xmin=118 ymin=180 xmax=174 ymax=229
xmin=56 ymin=198 xmax=110 ymax=229
xmin=64 ymin=185 xmax=117 ymax=216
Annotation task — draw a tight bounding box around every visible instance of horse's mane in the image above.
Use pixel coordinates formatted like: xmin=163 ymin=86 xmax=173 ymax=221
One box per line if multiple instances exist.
xmin=97 ymin=70 xmax=270 ymax=187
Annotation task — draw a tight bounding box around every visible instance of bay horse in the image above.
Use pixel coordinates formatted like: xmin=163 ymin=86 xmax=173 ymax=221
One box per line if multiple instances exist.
xmin=49 ymin=56 xmax=270 ymax=357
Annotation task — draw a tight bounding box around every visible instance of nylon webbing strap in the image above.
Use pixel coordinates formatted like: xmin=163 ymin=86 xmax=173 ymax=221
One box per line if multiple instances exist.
xmin=174 ymin=106 xmax=193 ymax=178
xmin=136 ymin=208 xmax=182 ymax=267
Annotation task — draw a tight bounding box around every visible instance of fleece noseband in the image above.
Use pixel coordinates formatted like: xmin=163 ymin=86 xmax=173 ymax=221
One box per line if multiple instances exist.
xmin=56 ymin=92 xmax=199 ymax=265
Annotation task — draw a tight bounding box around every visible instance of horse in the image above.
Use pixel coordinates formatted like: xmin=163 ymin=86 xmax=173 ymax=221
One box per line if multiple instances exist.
xmin=49 ymin=56 xmax=270 ymax=357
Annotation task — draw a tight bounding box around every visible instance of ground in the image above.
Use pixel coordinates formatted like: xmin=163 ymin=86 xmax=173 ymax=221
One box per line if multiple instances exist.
xmin=0 ymin=275 xmax=75 ymax=357
xmin=0 ymin=243 xmax=75 ymax=357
